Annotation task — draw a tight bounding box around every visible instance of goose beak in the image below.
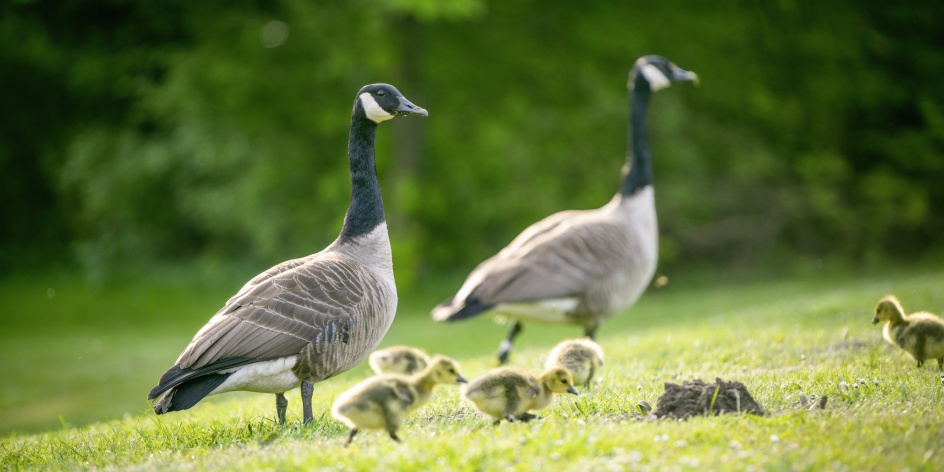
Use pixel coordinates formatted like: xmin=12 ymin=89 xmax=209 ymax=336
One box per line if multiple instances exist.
xmin=395 ymin=96 xmax=428 ymax=117
xmin=670 ymin=65 xmax=699 ymax=87
xmin=456 ymin=375 xmax=468 ymax=384
xmin=567 ymin=385 xmax=579 ymax=395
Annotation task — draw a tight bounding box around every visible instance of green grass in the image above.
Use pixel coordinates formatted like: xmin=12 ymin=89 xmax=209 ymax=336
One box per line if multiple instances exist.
xmin=3 ymin=265 xmax=944 ymax=470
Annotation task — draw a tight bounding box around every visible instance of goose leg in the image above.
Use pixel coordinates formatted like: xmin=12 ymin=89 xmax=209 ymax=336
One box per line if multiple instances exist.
xmin=301 ymin=380 xmax=314 ymax=424
xmin=388 ymin=430 xmax=401 ymax=442
xmin=497 ymin=321 xmax=522 ymax=365
xmin=275 ymin=393 xmax=288 ymax=424
xmin=584 ymin=323 xmax=598 ymax=340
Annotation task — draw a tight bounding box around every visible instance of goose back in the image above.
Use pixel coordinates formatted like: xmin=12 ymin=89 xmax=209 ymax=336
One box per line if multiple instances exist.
xmin=435 ymin=187 xmax=656 ymax=328
xmin=148 ymin=224 xmax=396 ymax=401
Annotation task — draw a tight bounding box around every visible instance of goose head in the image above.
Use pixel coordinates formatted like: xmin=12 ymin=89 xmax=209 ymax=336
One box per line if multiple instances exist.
xmin=873 ymin=295 xmax=904 ymax=324
xmin=542 ymin=366 xmax=579 ymax=395
xmin=425 ymin=355 xmax=468 ymax=385
xmin=630 ymin=56 xmax=699 ymax=92
xmin=356 ymin=83 xmax=428 ymax=123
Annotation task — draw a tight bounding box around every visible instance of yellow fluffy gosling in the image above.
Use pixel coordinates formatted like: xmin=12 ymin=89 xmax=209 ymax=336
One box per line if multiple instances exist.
xmin=332 ymin=355 xmax=466 ymax=445
xmin=873 ymin=295 xmax=944 ymax=370
xmin=462 ymin=366 xmax=578 ymax=425
xmin=368 ymin=345 xmax=431 ymax=375
xmin=545 ymin=338 xmax=604 ymax=387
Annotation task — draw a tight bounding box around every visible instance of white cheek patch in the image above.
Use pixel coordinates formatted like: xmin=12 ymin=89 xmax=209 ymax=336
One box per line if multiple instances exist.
xmin=640 ymin=64 xmax=671 ymax=92
xmin=359 ymin=93 xmax=394 ymax=123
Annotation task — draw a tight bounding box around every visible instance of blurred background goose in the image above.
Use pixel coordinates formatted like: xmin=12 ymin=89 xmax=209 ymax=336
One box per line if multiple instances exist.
xmin=369 ymin=345 xmax=431 ymax=376
xmin=332 ymin=355 xmax=466 ymax=445
xmin=432 ymin=56 xmax=697 ymax=364
xmin=462 ymin=365 xmax=578 ymax=424
xmin=544 ymin=338 xmax=604 ymax=388
xmin=147 ymin=84 xmax=427 ymax=424
xmin=873 ymin=295 xmax=944 ymax=370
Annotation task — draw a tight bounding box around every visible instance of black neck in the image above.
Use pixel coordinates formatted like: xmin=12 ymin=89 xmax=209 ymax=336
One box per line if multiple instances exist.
xmin=338 ymin=106 xmax=386 ymax=242
xmin=619 ymin=74 xmax=653 ymax=196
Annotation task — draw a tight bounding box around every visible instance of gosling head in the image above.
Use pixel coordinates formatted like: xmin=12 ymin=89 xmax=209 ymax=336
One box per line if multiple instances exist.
xmin=356 ymin=83 xmax=428 ymax=124
xmin=425 ymin=355 xmax=467 ymax=385
xmin=873 ymin=295 xmax=905 ymax=325
xmin=629 ymin=55 xmax=699 ymax=93
xmin=542 ymin=366 xmax=579 ymax=395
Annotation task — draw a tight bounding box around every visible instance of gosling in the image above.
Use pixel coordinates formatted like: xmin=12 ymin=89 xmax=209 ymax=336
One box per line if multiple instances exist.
xmin=369 ymin=345 xmax=431 ymax=375
xmin=462 ymin=366 xmax=578 ymax=425
xmin=332 ymin=355 xmax=466 ymax=445
xmin=873 ymin=295 xmax=944 ymax=370
xmin=545 ymin=338 xmax=604 ymax=388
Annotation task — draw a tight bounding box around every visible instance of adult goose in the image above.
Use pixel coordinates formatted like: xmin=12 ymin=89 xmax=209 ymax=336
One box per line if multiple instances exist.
xmin=432 ymin=56 xmax=697 ymax=364
xmin=148 ymin=83 xmax=427 ymax=424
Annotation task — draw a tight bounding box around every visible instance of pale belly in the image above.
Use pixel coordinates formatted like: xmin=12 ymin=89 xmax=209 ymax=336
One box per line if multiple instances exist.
xmin=493 ymin=298 xmax=581 ymax=325
xmin=210 ymin=356 xmax=301 ymax=395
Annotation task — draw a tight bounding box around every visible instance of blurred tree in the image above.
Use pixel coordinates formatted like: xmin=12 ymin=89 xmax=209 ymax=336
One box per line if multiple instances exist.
xmin=1 ymin=0 xmax=942 ymax=285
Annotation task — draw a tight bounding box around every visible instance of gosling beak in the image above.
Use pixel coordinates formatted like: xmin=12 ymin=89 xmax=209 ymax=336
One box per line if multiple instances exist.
xmin=456 ymin=375 xmax=468 ymax=384
xmin=567 ymin=385 xmax=579 ymax=395
xmin=395 ymin=95 xmax=428 ymax=117
xmin=670 ymin=64 xmax=699 ymax=87
xmin=872 ymin=316 xmax=879 ymax=325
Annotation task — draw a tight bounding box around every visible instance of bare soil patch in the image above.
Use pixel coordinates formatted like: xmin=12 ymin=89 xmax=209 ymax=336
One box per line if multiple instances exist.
xmin=652 ymin=378 xmax=766 ymax=419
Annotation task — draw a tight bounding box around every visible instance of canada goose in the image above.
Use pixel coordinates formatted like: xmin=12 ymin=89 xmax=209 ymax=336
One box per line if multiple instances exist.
xmin=462 ymin=365 xmax=578 ymax=425
xmin=147 ymin=84 xmax=427 ymax=424
xmin=368 ymin=345 xmax=431 ymax=375
xmin=873 ymin=295 xmax=944 ymax=370
xmin=332 ymin=355 xmax=466 ymax=445
xmin=431 ymin=56 xmax=697 ymax=364
xmin=544 ymin=338 xmax=604 ymax=388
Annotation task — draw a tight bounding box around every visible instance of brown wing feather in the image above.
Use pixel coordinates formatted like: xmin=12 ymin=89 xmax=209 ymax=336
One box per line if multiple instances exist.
xmin=468 ymin=218 xmax=632 ymax=305
xmin=223 ymin=255 xmax=316 ymax=306
xmin=176 ymin=256 xmax=365 ymax=370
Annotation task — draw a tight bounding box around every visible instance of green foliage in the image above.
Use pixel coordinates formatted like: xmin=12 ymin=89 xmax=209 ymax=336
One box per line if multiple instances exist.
xmin=2 ymin=1 xmax=944 ymax=280
xmin=3 ymin=265 xmax=944 ymax=469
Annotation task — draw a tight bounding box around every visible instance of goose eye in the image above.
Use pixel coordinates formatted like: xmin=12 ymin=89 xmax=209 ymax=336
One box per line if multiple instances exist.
xmin=376 ymin=90 xmax=386 ymax=97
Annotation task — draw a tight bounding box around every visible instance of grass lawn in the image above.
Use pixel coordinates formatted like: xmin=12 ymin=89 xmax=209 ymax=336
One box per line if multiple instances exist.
xmin=2 ymin=264 xmax=944 ymax=470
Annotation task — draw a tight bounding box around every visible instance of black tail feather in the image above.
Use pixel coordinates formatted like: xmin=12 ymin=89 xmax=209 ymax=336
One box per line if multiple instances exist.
xmin=440 ymin=298 xmax=494 ymax=322
xmin=148 ymin=357 xmax=257 ymax=401
xmin=154 ymin=373 xmax=231 ymax=414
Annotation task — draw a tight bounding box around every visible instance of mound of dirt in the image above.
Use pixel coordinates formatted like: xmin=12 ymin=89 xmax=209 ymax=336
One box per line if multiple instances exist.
xmin=651 ymin=378 xmax=766 ymax=419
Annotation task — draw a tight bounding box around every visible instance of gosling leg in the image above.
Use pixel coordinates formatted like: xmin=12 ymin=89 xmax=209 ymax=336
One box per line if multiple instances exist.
xmin=585 ymin=363 xmax=596 ymax=389
xmin=497 ymin=321 xmax=522 ymax=365
xmin=515 ymin=413 xmax=538 ymax=422
xmin=344 ymin=429 xmax=359 ymax=447
xmin=301 ymin=380 xmax=314 ymax=424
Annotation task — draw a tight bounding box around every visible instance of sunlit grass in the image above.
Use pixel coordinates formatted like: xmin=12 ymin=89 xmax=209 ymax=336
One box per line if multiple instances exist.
xmin=2 ymin=265 xmax=944 ymax=470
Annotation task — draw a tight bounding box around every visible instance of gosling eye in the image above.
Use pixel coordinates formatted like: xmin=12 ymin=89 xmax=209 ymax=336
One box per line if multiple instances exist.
xmin=448 ymin=368 xmax=456 ymax=374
